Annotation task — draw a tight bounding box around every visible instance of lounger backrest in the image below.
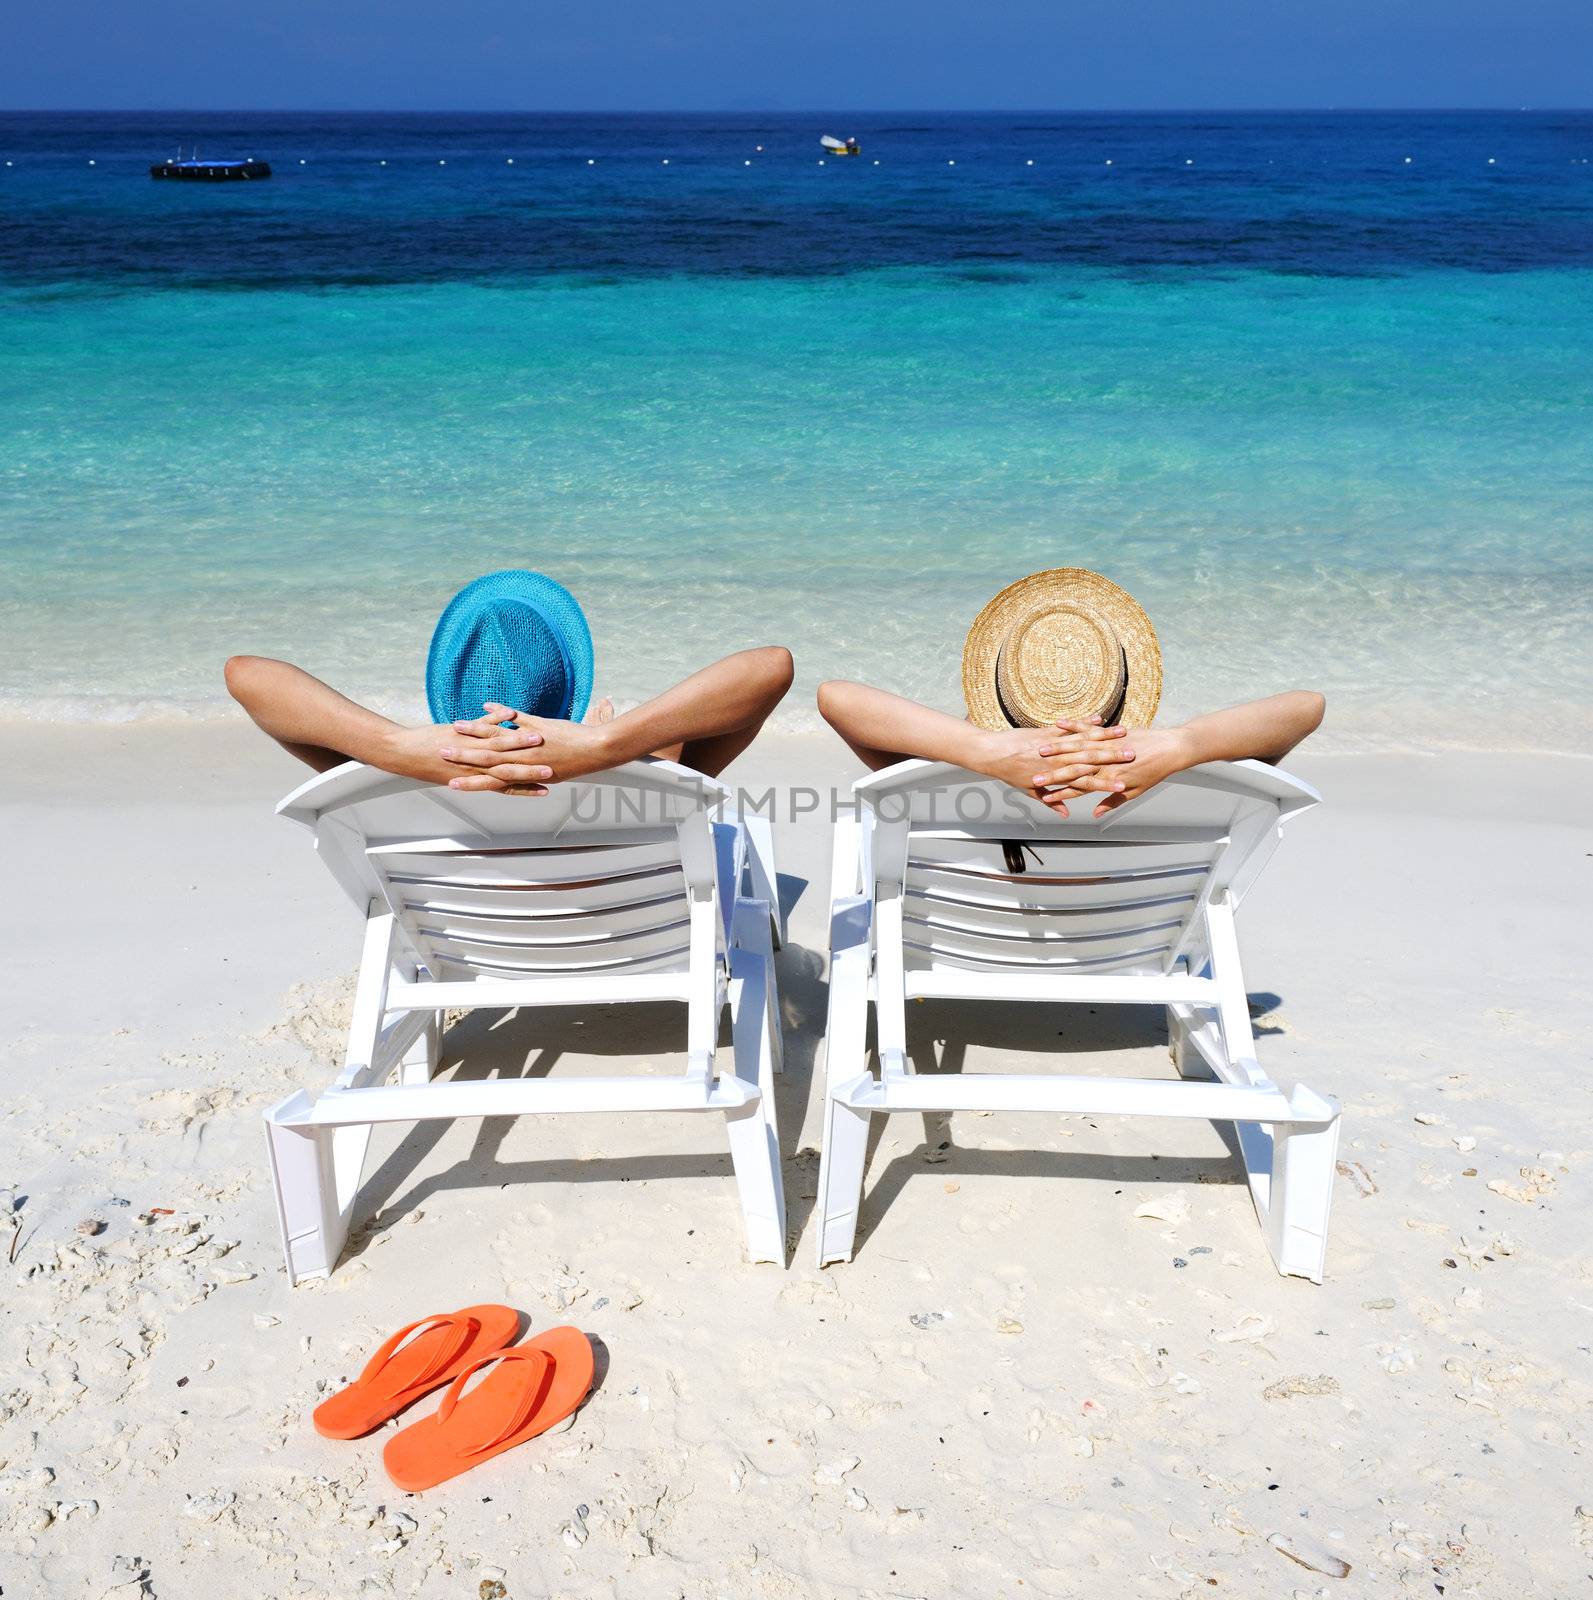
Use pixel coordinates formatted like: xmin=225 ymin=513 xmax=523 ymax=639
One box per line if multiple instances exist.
xmin=856 ymin=760 xmax=1319 ymax=978
xmin=277 ymin=760 xmax=729 ymax=981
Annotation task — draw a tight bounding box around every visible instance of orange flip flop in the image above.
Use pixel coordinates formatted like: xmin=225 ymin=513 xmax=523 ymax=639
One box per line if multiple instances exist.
xmin=312 ymin=1304 xmax=520 ymax=1440
xmin=382 ymin=1326 xmax=596 ymax=1491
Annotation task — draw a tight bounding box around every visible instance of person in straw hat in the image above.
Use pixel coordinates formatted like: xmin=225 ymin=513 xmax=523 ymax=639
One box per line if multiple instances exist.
xmin=817 ymin=568 xmax=1324 ymax=816
xmin=226 ymin=569 xmax=794 ymax=794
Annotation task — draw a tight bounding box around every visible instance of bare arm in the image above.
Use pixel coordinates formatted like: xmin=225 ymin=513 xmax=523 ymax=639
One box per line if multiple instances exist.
xmin=223 ymin=656 xmax=468 ymax=784
xmin=1171 ymin=691 xmax=1327 ymax=766
xmin=1088 ymin=690 xmax=1325 ymax=815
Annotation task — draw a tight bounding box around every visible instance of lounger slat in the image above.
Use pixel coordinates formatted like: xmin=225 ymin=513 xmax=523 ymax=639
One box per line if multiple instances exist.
xmin=902 ymin=886 xmax=1197 ymax=936
xmin=418 ymin=923 xmax=693 ymax=973
xmin=903 ymin=935 xmax=1175 ymax=973
xmin=367 ymin=834 xmax=679 ymax=865
xmin=908 ymin=838 xmax=1217 ymax=875
xmin=423 ymin=946 xmax=694 ymax=980
xmin=386 ymin=866 xmax=686 ymax=906
xmin=905 ymin=916 xmax=1184 ymax=960
xmin=411 ymin=911 xmax=689 ymax=952
xmin=376 ymin=849 xmax=680 ymax=889
xmin=907 ymin=860 xmax=1211 ymax=895
xmin=395 ymin=892 xmax=689 ymax=941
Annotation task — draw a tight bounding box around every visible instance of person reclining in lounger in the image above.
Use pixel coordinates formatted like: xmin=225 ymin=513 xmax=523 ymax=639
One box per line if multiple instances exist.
xmin=815 ymin=568 xmax=1325 ymax=817
xmin=226 ymin=569 xmax=793 ymax=795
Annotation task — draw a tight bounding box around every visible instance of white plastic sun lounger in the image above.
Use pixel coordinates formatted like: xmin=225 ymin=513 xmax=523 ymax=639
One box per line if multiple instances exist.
xmin=264 ymin=759 xmax=785 ymax=1283
xmin=816 ymin=759 xmax=1340 ymax=1281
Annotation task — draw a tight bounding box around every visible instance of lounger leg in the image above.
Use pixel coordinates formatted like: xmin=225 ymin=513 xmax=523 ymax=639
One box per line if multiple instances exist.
xmin=399 ymin=1011 xmax=440 ymax=1086
xmin=1167 ymin=1003 xmax=1217 ymax=1081
xmin=736 ymin=896 xmax=784 ymax=1075
xmin=722 ymin=1097 xmax=785 ymax=1265
xmin=817 ymin=891 xmax=874 ymax=1266
xmin=264 ymin=1091 xmax=351 ymax=1285
xmin=762 ymin=928 xmax=784 ymax=1076
xmin=815 ymin=1096 xmax=872 ymax=1267
xmin=740 ymin=812 xmax=783 ymax=949
xmin=730 ymin=947 xmax=780 ymax=1138
xmin=726 ymin=942 xmax=785 ymax=1261
xmin=1167 ymin=1006 xmax=1188 ymax=1070
xmin=1260 ymin=1101 xmax=1342 ymax=1283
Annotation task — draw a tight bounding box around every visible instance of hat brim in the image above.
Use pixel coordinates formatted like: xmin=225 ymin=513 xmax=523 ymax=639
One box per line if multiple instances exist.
xmin=426 ymin=570 xmax=594 ymax=725
xmin=961 ymin=568 xmax=1162 ymax=731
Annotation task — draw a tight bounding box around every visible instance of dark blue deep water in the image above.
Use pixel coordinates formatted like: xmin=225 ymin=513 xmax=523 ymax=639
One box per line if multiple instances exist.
xmin=5 ymin=109 xmax=1592 ymax=284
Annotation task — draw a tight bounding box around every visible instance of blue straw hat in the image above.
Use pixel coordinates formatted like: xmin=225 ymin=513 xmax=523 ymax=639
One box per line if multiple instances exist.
xmin=426 ymin=571 xmax=594 ymax=726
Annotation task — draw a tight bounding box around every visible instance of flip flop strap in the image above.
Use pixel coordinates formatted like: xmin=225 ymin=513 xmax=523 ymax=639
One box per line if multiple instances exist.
xmin=436 ymin=1346 xmax=554 ymax=1457
xmin=357 ymin=1312 xmax=478 ymax=1397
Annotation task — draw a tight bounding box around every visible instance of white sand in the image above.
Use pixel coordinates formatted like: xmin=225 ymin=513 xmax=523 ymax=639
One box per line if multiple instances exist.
xmin=3 ymin=724 xmax=1590 ymax=1598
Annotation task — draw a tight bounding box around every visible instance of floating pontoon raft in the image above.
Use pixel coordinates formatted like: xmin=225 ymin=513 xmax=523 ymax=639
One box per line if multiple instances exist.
xmin=150 ymin=157 xmax=272 ymax=181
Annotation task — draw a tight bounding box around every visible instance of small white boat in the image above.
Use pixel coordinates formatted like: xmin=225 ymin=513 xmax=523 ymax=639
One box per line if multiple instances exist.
xmin=820 ymin=134 xmax=861 ymax=157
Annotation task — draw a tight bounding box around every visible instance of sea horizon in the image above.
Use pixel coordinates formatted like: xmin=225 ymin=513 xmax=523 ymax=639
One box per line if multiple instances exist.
xmin=4 ymin=108 xmax=1590 ymax=750
xmin=9 ymin=105 xmax=1593 ymax=112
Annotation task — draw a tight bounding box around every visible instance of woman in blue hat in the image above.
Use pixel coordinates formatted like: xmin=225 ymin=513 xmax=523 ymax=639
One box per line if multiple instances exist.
xmin=225 ymin=570 xmax=794 ymax=794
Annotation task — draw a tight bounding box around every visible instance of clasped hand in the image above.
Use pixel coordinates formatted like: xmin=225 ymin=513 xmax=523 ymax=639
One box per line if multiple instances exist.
xmin=436 ymin=701 xmax=612 ymax=796
xmin=972 ymin=715 xmax=1139 ymax=817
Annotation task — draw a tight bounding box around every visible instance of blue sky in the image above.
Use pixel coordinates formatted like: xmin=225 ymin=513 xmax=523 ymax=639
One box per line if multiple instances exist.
xmin=6 ymin=0 xmax=1590 ymax=110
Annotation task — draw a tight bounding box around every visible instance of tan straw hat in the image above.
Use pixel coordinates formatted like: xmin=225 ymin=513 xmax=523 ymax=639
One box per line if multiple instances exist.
xmin=961 ymin=568 xmax=1162 ymax=731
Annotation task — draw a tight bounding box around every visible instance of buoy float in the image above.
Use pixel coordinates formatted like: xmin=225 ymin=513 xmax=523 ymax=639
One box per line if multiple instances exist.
xmin=1404 ymin=157 xmax=1412 ymax=164
xmin=744 ymin=160 xmax=751 ymax=166
xmin=1185 ymin=158 xmax=1194 ymax=166
xmin=948 ymin=159 xmax=956 ymax=166
xmin=438 ymin=159 xmax=446 ymax=166
xmin=1487 ymin=157 xmax=1496 ymax=164
xmin=88 ymin=159 xmax=96 ymax=165
xmin=1026 ymin=158 xmax=1034 ymax=166
xmin=662 ymin=158 xmax=669 ymax=165
xmin=755 ymin=144 xmax=763 ymax=152
xmin=506 ymin=158 xmax=514 ymax=164
xmin=587 ymin=158 xmax=595 ymax=165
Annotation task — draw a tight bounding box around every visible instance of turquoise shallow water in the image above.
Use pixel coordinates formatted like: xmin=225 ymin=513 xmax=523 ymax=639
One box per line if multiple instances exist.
xmin=3 ymin=113 xmax=1591 ymax=747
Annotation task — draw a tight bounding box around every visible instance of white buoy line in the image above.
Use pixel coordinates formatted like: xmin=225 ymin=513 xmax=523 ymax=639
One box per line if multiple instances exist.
xmin=7 ymin=151 xmax=1581 ymax=172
